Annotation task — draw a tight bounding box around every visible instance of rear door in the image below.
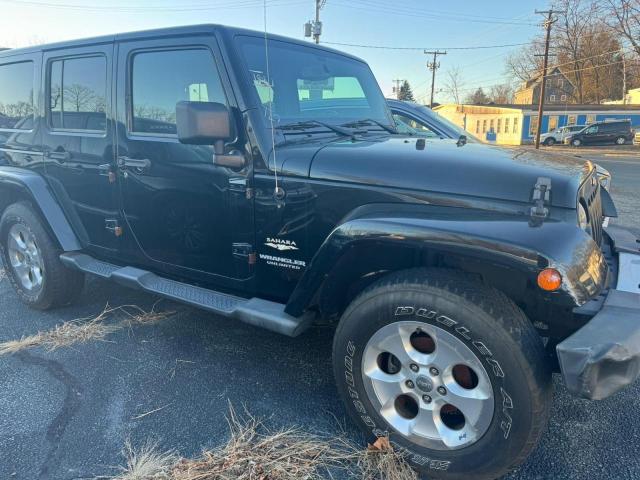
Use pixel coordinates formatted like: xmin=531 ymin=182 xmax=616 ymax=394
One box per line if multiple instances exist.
xmin=114 ymin=35 xmax=254 ymax=285
xmin=41 ymin=44 xmax=119 ymax=253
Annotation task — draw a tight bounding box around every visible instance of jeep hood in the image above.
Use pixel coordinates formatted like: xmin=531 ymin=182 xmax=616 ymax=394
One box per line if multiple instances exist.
xmin=299 ymin=137 xmax=593 ymax=208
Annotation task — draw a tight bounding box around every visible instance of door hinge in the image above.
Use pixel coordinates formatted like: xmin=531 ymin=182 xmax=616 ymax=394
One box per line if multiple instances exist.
xmin=232 ymin=243 xmax=256 ymax=264
xmin=105 ymin=219 xmax=123 ymax=237
xmin=530 ymin=177 xmax=551 ymax=219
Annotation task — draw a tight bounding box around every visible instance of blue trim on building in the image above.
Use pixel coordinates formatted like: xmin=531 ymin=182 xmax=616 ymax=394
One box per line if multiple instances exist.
xmin=521 ymin=112 xmax=640 ymax=141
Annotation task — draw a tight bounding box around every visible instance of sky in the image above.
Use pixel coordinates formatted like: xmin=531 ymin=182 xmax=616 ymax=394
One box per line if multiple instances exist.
xmin=0 ymin=0 xmax=550 ymax=104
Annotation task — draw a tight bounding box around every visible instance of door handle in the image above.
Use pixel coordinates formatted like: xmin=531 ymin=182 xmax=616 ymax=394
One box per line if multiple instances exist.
xmin=117 ymin=156 xmax=151 ymax=170
xmin=46 ymin=150 xmax=71 ymax=161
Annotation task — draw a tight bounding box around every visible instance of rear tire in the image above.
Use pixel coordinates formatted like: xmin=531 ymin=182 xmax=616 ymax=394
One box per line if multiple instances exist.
xmin=571 ymin=138 xmax=581 ymax=147
xmin=0 ymin=202 xmax=84 ymax=310
xmin=543 ymin=137 xmax=555 ymax=146
xmin=333 ymin=269 xmax=552 ymax=480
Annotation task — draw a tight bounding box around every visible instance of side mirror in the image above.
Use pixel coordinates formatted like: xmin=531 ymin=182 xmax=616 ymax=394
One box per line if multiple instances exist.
xmin=176 ymin=101 xmax=245 ymax=168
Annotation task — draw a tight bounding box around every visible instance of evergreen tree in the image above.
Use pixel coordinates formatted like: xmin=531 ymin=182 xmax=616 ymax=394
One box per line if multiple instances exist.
xmin=398 ymin=80 xmax=415 ymax=101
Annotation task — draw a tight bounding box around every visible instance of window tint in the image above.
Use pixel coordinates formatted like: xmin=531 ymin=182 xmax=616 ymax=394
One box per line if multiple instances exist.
xmin=0 ymin=61 xmax=34 ymax=130
xmin=49 ymin=56 xmax=107 ymax=131
xmin=131 ymin=49 xmax=226 ymax=135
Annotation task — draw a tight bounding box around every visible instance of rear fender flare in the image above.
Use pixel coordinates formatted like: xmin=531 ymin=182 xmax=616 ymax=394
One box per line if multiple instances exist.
xmin=0 ymin=167 xmax=82 ymax=251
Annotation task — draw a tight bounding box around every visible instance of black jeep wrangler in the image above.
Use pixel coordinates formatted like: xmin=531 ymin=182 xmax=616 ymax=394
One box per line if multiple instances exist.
xmin=0 ymin=25 xmax=639 ymax=480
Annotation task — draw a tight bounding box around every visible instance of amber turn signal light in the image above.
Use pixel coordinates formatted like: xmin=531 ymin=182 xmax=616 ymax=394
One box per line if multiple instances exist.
xmin=537 ymin=268 xmax=562 ymax=291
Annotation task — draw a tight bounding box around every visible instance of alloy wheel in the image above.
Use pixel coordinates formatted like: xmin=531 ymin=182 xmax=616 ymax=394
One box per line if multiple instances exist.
xmin=361 ymin=321 xmax=494 ymax=450
xmin=7 ymin=224 xmax=45 ymax=292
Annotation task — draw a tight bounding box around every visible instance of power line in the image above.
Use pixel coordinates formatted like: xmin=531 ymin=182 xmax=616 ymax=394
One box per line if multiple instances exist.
xmin=330 ymin=0 xmax=539 ymax=26
xmin=0 ymin=0 xmax=305 ymax=12
xmin=322 ymin=41 xmax=530 ymax=51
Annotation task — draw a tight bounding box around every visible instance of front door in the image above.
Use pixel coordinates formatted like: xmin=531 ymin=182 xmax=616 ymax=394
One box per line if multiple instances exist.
xmin=115 ymin=36 xmax=254 ymax=284
xmin=42 ymin=44 xmax=119 ymax=253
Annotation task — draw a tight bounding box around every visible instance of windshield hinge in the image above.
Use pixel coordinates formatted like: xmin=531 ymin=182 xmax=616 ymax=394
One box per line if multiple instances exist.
xmin=530 ymin=177 xmax=551 ymax=219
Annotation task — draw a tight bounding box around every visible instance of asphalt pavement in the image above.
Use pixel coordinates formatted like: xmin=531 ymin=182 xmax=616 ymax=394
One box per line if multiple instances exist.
xmin=0 ymin=149 xmax=638 ymax=480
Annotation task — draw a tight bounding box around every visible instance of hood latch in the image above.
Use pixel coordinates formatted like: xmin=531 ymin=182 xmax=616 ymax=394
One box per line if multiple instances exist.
xmin=530 ymin=177 xmax=552 ymax=220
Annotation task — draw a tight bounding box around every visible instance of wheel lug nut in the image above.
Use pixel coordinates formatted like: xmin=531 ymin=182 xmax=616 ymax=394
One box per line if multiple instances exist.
xmin=405 ymin=380 xmax=415 ymax=389
xmin=422 ymin=395 xmax=432 ymax=403
xmin=437 ymin=386 xmax=447 ymax=395
xmin=430 ymin=367 xmax=439 ymax=376
xmin=410 ymin=364 xmax=419 ymax=372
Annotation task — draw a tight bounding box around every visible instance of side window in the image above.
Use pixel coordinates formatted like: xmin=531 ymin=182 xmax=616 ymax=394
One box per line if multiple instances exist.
xmin=49 ymin=55 xmax=107 ymax=132
xmin=0 ymin=61 xmax=34 ymax=130
xmin=392 ymin=113 xmax=438 ymax=137
xmin=131 ymin=49 xmax=227 ymax=136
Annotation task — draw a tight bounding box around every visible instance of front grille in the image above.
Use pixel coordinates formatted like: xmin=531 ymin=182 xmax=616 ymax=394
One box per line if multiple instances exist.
xmin=582 ymin=177 xmax=603 ymax=246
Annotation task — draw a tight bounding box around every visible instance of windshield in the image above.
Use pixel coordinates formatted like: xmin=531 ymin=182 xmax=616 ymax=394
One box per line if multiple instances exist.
xmin=237 ymin=36 xmax=392 ymax=128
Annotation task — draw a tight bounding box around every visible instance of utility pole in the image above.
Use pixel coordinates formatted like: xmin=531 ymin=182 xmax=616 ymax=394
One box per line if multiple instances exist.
xmin=392 ymin=78 xmax=405 ymax=100
xmin=533 ymin=9 xmax=563 ymax=149
xmin=304 ymin=0 xmax=326 ymax=44
xmin=425 ymin=50 xmax=446 ymax=108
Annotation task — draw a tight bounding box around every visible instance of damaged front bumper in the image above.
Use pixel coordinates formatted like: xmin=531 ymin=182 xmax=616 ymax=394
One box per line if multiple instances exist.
xmin=557 ymin=226 xmax=640 ymax=400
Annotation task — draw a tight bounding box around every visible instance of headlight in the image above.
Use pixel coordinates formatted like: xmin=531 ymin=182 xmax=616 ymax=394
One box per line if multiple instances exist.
xmin=578 ymin=203 xmax=589 ymax=231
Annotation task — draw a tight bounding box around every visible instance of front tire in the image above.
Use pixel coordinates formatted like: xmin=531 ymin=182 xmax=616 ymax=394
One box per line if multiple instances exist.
xmin=0 ymin=202 xmax=84 ymax=310
xmin=615 ymin=136 xmax=626 ymax=145
xmin=543 ymin=137 xmax=555 ymax=146
xmin=333 ymin=269 xmax=552 ymax=480
xmin=571 ymin=138 xmax=581 ymax=147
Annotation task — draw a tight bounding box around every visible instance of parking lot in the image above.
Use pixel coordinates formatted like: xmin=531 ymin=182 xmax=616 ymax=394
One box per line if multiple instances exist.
xmin=0 ymin=148 xmax=638 ymax=480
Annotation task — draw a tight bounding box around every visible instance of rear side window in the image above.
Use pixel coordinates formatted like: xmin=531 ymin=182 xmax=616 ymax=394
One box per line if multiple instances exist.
xmin=0 ymin=61 xmax=34 ymax=130
xmin=130 ymin=49 xmax=227 ymax=136
xmin=49 ymin=55 xmax=107 ymax=132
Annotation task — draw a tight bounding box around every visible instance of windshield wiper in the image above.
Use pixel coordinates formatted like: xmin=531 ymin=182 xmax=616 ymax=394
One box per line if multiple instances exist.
xmin=341 ymin=119 xmax=397 ymax=134
xmin=276 ymin=120 xmax=356 ymax=139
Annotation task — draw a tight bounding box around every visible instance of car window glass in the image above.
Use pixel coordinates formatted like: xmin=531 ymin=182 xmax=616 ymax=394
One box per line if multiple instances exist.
xmin=585 ymin=126 xmax=597 ymax=134
xmin=0 ymin=61 xmax=34 ymax=130
xmin=131 ymin=49 xmax=227 ymax=136
xmin=49 ymin=55 xmax=107 ymax=131
xmin=392 ymin=113 xmax=438 ymax=137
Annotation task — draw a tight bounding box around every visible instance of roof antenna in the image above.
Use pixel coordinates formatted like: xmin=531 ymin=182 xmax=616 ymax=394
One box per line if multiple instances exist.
xmin=263 ymin=0 xmax=284 ymax=206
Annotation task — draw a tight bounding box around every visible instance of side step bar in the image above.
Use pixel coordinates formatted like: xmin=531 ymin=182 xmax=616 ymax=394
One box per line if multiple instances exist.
xmin=60 ymin=252 xmax=312 ymax=337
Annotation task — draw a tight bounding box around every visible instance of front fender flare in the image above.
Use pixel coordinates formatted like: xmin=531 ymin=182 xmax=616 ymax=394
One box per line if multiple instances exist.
xmin=0 ymin=167 xmax=82 ymax=251
xmin=285 ymin=204 xmax=607 ymax=316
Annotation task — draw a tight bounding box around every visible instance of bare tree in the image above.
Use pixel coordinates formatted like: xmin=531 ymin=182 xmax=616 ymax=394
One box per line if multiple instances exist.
xmin=489 ymin=83 xmax=514 ymax=104
xmin=505 ymin=41 xmax=545 ymax=82
xmin=605 ymin=0 xmax=640 ymax=57
xmin=443 ymin=66 xmax=465 ymax=104
xmin=464 ymin=87 xmax=490 ymax=104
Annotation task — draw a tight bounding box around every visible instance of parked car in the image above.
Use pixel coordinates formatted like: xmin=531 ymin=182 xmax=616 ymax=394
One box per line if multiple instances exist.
xmin=565 ymin=119 xmax=634 ymax=146
xmin=387 ymin=100 xmax=612 ymax=193
xmin=540 ymin=124 xmax=586 ymax=146
xmin=387 ymin=98 xmax=479 ymax=142
xmin=1 ymin=25 xmax=638 ymax=480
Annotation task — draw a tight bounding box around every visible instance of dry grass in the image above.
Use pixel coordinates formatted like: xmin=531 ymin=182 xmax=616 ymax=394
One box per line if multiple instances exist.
xmin=172 ymin=406 xmax=357 ymax=480
xmin=108 ymin=406 xmax=417 ymax=480
xmin=0 ymin=303 xmax=174 ymax=356
xmin=119 ymin=302 xmax=175 ymax=326
xmin=357 ymin=437 xmax=418 ymax=480
xmin=112 ymin=440 xmax=178 ymax=480
xmin=0 ymin=305 xmax=119 ymax=355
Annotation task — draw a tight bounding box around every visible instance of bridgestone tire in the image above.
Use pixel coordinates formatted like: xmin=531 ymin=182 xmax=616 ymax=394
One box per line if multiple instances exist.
xmin=333 ymin=269 xmax=552 ymax=480
xmin=0 ymin=202 xmax=84 ymax=310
